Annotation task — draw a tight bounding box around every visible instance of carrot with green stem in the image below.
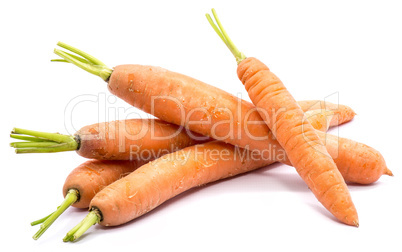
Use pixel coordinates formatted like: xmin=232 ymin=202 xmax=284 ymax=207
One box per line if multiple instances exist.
xmin=206 ymin=9 xmax=358 ymax=226
xmin=11 ymin=119 xmax=207 ymax=159
xmin=62 ymin=141 xmax=277 ymax=242
xmin=31 ymin=159 xmax=148 ymax=240
xmin=10 ymin=108 xmax=331 ymax=159
xmin=9 ymin=101 xmax=348 ymax=157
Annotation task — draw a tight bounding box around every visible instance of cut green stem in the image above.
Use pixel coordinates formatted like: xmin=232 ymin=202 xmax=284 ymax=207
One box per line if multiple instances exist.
xmin=10 ymin=128 xmax=78 ymax=153
xmin=53 ymin=42 xmax=113 ymax=81
xmin=206 ymin=8 xmax=246 ymax=64
xmin=10 ymin=134 xmax=49 ymax=142
xmin=32 ymin=189 xmax=79 ymax=240
xmin=10 ymin=141 xmax=60 ymax=148
xmin=63 ymin=209 xmax=101 ymax=242
xmin=57 ymin=42 xmax=106 ymax=66
xmin=31 ymin=206 xmax=62 ymax=226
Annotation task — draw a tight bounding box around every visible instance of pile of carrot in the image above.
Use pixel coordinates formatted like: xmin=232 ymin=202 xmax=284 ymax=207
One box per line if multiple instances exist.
xmin=10 ymin=8 xmax=391 ymax=242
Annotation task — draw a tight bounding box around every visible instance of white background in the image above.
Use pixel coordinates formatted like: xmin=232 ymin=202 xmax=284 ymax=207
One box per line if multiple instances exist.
xmin=1 ymin=0 xmax=401 ymax=251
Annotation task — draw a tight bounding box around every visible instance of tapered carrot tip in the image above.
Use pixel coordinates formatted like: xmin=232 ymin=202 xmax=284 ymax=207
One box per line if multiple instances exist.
xmin=385 ymin=168 xmax=394 ymax=176
xmin=344 ymin=216 xmax=359 ymax=227
xmin=349 ymin=107 xmax=357 ymax=116
xmin=344 ymin=215 xmax=359 ymax=227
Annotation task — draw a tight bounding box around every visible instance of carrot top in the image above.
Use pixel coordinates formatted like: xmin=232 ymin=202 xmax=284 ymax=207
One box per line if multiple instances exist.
xmin=10 ymin=128 xmax=78 ymax=153
xmin=53 ymin=42 xmax=113 ymax=81
xmin=206 ymin=9 xmax=246 ymax=64
xmin=63 ymin=209 xmax=101 ymax=242
xmin=31 ymin=189 xmax=79 ymax=240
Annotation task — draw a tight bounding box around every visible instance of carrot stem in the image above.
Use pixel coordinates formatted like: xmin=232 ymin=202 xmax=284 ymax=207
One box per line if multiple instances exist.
xmin=31 ymin=211 xmax=56 ymax=226
xmin=10 ymin=141 xmax=60 ymax=148
xmin=10 ymin=128 xmax=78 ymax=153
xmin=33 ymin=189 xmax=79 ymax=240
xmin=57 ymin=50 xmax=92 ymax=64
xmin=206 ymin=8 xmax=246 ymax=64
xmin=53 ymin=42 xmax=113 ymax=81
xmin=63 ymin=210 xmax=100 ymax=242
xmin=51 ymin=59 xmax=68 ymax=63
xmin=57 ymin=41 xmax=106 ymax=66
xmin=10 ymin=134 xmax=49 ymax=142
xmin=31 ymin=205 xmax=63 ymax=226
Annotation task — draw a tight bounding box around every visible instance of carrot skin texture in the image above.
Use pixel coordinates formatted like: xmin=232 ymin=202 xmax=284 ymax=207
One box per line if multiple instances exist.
xmin=237 ymin=57 xmax=358 ymax=226
xmin=63 ymin=160 xmax=148 ymax=208
xmin=76 ymin=119 xmax=207 ymax=160
xmin=91 ymin=141 xmax=274 ymax=226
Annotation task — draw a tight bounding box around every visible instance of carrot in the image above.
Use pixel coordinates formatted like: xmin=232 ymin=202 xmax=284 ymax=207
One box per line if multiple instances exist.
xmin=52 ymin=42 xmax=355 ymax=166
xmin=31 ymin=159 xmax=148 ymax=240
xmin=10 ymin=102 xmax=341 ymax=159
xmin=206 ymin=9 xmax=358 ymax=226
xmin=10 ymin=119 xmax=207 ymax=159
xmin=62 ymin=141 xmax=276 ymax=242
xmin=9 ymin=106 xmax=333 ymax=159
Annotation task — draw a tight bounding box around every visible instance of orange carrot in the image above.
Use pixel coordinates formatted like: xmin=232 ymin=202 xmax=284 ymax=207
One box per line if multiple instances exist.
xmin=10 ymin=107 xmax=334 ymax=160
xmin=62 ymin=141 xmax=275 ymax=241
xmin=64 ymin=160 xmax=149 ymax=209
xmin=10 ymin=119 xmax=207 ymax=159
xmin=206 ymin=9 xmax=358 ymax=226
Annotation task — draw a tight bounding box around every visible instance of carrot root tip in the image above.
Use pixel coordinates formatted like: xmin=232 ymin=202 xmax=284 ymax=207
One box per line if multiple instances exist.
xmin=385 ymin=168 xmax=394 ymax=177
